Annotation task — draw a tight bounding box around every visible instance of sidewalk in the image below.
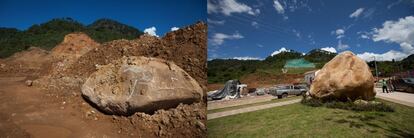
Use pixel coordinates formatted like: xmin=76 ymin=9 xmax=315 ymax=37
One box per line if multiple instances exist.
xmin=375 ymin=88 xmax=414 ymax=107
xmin=207 ymin=99 xmax=301 ymax=120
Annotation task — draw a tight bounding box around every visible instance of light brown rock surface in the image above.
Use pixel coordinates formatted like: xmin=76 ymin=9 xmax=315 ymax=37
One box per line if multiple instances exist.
xmin=81 ymin=56 xmax=203 ymax=115
xmin=309 ymin=51 xmax=376 ymax=101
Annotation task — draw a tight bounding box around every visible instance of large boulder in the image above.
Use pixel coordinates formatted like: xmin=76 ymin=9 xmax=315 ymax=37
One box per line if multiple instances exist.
xmin=81 ymin=56 xmax=203 ymax=115
xmin=309 ymin=51 xmax=375 ymax=101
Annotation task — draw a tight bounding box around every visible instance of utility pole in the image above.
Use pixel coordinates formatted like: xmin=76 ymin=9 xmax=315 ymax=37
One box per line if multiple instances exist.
xmin=373 ymin=56 xmax=378 ymax=80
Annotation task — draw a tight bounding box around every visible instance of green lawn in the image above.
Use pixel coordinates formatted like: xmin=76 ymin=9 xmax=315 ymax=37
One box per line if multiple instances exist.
xmin=207 ymin=99 xmax=414 ymax=138
xmin=208 ymin=96 xmax=301 ymax=114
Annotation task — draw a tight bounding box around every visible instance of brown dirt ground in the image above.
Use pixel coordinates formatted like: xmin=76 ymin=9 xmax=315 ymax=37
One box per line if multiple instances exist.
xmin=0 ymin=22 xmax=207 ymax=138
xmin=0 ymin=47 xmax=53 ymax=77
xmin=0 ymin=76 xmax=206 ymax=137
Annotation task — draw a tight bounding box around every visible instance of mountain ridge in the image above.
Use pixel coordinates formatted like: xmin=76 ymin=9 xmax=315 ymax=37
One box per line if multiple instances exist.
xmin=0 ymin=17 xmax=144 ymax=58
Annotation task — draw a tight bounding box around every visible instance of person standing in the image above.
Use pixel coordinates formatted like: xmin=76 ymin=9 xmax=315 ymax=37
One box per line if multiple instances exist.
xmin=382 ymin=79 xmax=389 ymax=93
xmin=387 ymin=78 xmax=394 ymax=92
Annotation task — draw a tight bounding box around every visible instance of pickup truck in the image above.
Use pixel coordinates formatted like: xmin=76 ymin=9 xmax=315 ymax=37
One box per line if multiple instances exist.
xmin=269 ymin=84 xmax=308 ymax=99
xmin=393 ymin=78 xmax=414 ymax=93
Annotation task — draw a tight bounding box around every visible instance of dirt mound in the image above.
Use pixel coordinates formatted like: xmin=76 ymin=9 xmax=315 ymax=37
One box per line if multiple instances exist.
xmin=0 ymin=32 xmax=101 ymax=77
xmin=61 ymin=22 xmax=207 ymax=88
xmin=51 ymin=32 xmax=100 ymax=58
xmin=36 ymin=22 xmax=207 ymax=97
xmin=0 ymin=47 xmax=52 ymax=76
xmin=46 ymin=32 xmax=101 ymax=76
xmin=113 ymin=103 xmax=206 ymax=137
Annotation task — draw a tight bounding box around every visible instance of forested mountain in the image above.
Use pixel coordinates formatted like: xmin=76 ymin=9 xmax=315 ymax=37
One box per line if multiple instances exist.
xmin=0 ymin=18 xmax=144 ymax=58
xmin=208 ymin=49 xmax=414 ymax=83
xmin=208 ymin=49 xmax=334 ymax=83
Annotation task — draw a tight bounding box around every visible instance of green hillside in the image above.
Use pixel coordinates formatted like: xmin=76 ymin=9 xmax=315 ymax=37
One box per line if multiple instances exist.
xmin=208 ymin=49 xmax=336 ymax=83
xmin=208 ymin=49 xmax=414 ymax=84
xmin=0 ymin=17 xmax=144 ymax=58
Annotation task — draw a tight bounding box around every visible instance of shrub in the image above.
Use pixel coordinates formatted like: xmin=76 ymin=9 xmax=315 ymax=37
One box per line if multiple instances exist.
xmin=301 ymin=97 xmax=394 ymax=112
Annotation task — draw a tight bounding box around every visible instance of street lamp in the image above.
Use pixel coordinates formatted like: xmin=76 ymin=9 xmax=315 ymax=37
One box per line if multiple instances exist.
xmin=372 ymin=56 xmax=378 ymax=80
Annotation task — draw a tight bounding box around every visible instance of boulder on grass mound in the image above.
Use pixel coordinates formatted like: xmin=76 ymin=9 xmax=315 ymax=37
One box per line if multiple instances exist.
xmin=81 ymin=56 xmax=203 ymax=115
xmin=309 ymin=51 xmax=375 ymax=101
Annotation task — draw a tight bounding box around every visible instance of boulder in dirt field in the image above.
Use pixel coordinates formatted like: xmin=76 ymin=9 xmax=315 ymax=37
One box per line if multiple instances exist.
xmin=309 ymin=51 xmax=375 ymax=101
xmin=25 ymin=80 xmax=33 ymax=86
xmin=81 ymin=56 xmax=203 ymax=115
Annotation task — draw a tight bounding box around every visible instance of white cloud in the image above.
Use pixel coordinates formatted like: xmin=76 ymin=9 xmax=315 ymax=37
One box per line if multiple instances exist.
xmin=271 ymin=47 xmax=290 ymax=56
xmin=387 ymin=0 xmax=403 ymax=9
xmin=357 ymin=16 xmax=414 ymax=62
xmin=144 ymin=26 xmax=159 ymax=37
xmin=207 ymin=19 xmax=225 ymax=25
xmin=320 ymin=47 xmax=337 ymax=53
xmin=257 ymin=44 xmax=264 ymax=48
xmin=372 ymin=16 xmax=414 ymax=46
xmin=273 ymin=0 xmax=285 ymax=14
xmin=357 ymin=50 xmax=409 ymax=62
xmin=233 ymin=56 xmax=262 ymax=60
xmin=337 ymin=40 xmax=349 ymax=50
xmin=272 ymin=0 xmax=311 ymax=20
xmin=335 ymin=29 xmax=345 ymax=35
xmin=336 ymin=35 xmax=345 ymax=39
xmin=292 ymin=29 xmax=301 ymax=38
xmin=308 ymin=34 xmax=316 ymax=45
xmin=170 ymin=27 xmax=179 ymax=31
xmin=358 ymin=31 xmax=372 ymax=39
xmin=332 ymin=28 xmax=345 ymax=39
xmin=207 ymin=0 xmax=260 ymax=16
xmin=350 ymin=8 xmax=364 ymax=18
xmin=333 ymin=29 xmax=345 ymax=39
xmin=210 ymin=32 xmax=244 ymax=46
xmin=371 ymin=16 xmax=414 ymax=56
xmin=255 ymin=9 xmax=261 ymax=15
xmin=251 ymin=21 xmax=259 ymax=28
xmin=361 ymin=34 xmax=370 ymax=39
xmin=400 ymin=42 xmax=414 ymax=54
xmin=207 ymin=0 xmax=219 ymax=14
xmin=363 ymin=8 xmax=375 ymax=18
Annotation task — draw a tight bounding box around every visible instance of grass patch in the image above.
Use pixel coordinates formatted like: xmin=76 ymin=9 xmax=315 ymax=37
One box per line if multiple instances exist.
xmin=207 ymin=100 xmax=414 ymax=137
xmin=208 ymin=96 xmax=301 ymax=114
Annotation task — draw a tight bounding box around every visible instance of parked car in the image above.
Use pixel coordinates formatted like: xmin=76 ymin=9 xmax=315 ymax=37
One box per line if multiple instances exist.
xmin=393 ymin=78 xmax=414 ymax=93
xmin=255 ymin=88 xmax=266 ymax=95
xmin=269 ymin=84 xmax=308 ymax=99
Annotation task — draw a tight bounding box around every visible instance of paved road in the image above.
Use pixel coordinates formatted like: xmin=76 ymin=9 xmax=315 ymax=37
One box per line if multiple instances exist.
xmin=375 ymin=88 xmax=414 ymax=107
xmin=207 ymin=89 xmax=414 ymax=120
xmin=207 ymin=99 xmax=301 ymax=120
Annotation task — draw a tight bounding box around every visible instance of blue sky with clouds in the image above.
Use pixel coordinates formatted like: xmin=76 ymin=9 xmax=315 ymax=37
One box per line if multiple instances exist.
xmin=0 ymin=0 xmax=206 ymax=37
xmin=208 ymin=0 xmax=414 ymax=61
